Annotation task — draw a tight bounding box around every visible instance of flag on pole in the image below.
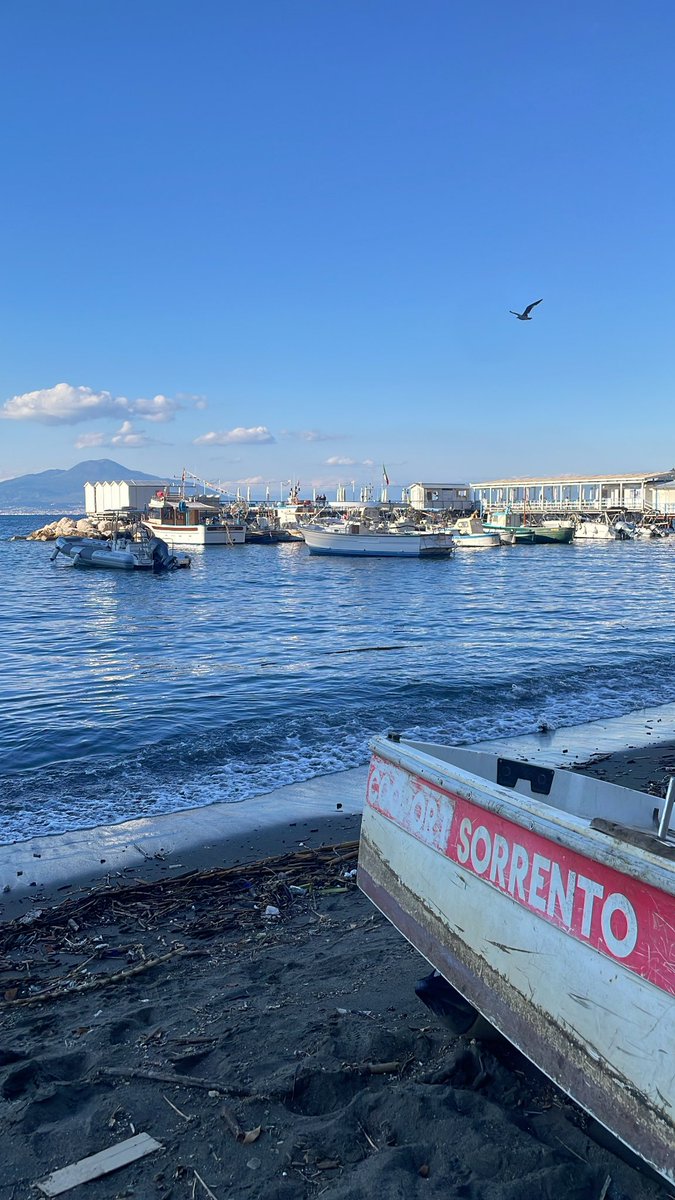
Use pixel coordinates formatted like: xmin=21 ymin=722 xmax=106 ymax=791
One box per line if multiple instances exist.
xmin=382 ymin=464 xmax=390 ymax=486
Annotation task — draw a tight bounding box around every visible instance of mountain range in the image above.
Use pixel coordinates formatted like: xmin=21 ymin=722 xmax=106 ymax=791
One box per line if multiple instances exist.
xmin=0 ymin=460 xmax=162 ymax=513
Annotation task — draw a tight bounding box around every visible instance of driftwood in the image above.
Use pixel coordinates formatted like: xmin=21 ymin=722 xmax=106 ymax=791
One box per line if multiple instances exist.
xmin=98 ymin=1065 xmax=254 ymax=1099
xmin=0 ymin=947 xmax=194 ymax=1007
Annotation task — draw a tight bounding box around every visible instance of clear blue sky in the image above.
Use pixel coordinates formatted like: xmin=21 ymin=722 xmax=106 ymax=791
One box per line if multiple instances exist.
xmin=1 ymin=1 xmax=674 ymax=494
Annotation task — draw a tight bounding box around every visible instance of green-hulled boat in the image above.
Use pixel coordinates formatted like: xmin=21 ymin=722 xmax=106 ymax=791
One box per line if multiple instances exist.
xmin=534 ymin=519 xmax=576 ymax=544
xmin=484 ymin=510 xmax=575 ymax=545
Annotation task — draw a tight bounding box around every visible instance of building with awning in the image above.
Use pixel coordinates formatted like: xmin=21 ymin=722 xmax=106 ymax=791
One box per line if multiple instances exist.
xmin=471 ymin=470 xmax=675 ymax=515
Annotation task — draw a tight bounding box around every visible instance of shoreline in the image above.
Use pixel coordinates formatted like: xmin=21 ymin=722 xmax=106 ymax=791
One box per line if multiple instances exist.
xmin=4 ymin=702 xmax=675 ymax=919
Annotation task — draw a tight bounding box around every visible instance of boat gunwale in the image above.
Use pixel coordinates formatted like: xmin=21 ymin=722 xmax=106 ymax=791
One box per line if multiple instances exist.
xmin=369 ymin=735 xmax=675 ymax=896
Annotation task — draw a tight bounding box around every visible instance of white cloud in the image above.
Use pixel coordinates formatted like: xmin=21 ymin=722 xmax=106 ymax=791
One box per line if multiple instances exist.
xmin=325 ymin=456 xmax=359 ymax=466
xmin=74 ymin=421 xmax=157 ymax=450
xmin=130 ymin=394 xmax=180 ymax=423
xmin=2 ymin=383 xmax=125 ymax=424
xmin=193 ymin=426 xmax=275 ymax=446
xmin=1 ymin=382 xmax=183 ymax=425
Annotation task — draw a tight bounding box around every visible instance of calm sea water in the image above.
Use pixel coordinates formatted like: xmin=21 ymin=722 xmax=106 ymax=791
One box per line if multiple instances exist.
xmin=2 ymin=514 xmax=675 ymax=843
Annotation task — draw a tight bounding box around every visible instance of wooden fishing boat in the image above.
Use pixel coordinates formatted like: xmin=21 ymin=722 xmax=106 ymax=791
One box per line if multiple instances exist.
xmin=358 ymin=733 xmax=675 ymax=1185
xmin=450 ymin=516 xmax=501 ymax=549
xmin=301 ymin=521 xmax=454 ymax=557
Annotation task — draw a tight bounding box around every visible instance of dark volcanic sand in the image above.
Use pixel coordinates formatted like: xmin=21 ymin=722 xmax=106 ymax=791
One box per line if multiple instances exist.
xmin=1 ymin=751 xmax=674 ymax=1200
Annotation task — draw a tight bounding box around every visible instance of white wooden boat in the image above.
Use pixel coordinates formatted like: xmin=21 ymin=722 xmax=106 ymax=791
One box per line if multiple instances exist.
xmin=358 ymin=733 xmax=675 ymax=1185
xmin=144 ymin=490 xmax=246 ymax=546
xmin=50 ymin=528 xmax=190 ymax=571
xmin=302 ymin=522 xmax=454 ymax=557
xmin=451 ymin=516 xmax=501 ymax=549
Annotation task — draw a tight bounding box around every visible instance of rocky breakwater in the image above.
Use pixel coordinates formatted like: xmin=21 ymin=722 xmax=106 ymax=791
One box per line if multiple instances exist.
xmin=21 ymin=516 xmax=118 ymax=542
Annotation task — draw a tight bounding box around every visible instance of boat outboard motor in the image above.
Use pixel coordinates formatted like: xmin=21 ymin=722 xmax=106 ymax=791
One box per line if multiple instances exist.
xmin=151 ymin=537 xmax=178 ymax=573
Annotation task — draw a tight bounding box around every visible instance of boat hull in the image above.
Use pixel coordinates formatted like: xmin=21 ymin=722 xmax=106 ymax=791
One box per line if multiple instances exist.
xmin=302 ymin=528 xmax=454 ymax=557
xmin=574 ymin=523 xmax=624 ymax=540
xmin=484 ymin=523 xmax=541 ymax=544
xmin=358 ymin=740 xmax=675 ymax=1185
xmin=143 ymin=520 xmax=245 ymax=547
xmin=451 ymin=533 xmax=501 ymax=548
xmin=532 ymin=526 xmax=575 ymax=544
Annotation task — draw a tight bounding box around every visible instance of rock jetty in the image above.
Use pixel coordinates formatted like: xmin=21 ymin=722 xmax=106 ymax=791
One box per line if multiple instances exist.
xmin=23 ymin=517 xmax=124 ymax=542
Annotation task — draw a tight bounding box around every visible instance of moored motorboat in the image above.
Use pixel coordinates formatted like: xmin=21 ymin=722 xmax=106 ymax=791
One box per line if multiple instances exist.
xmin=483 ymin=509 xmax=536 ymax=544
xmin=51 ymin=528 xmax=190 ymax=572
xmin=301 ymin=520 xmax=454 ymax=557
xmin=450 ymin=516 xmax=501 ymax=549
xmin=574 ymin=517 xmax=628 ymax=541
xmin=483 ymin=510 xmax=574 ymax=544
xmin=144 ymin=488 xmax=245 ymax=547
xmin=535 ymin=518 xmax=576 ymax=544
xmin=358 ymin=733 xmax=675 ymax=1186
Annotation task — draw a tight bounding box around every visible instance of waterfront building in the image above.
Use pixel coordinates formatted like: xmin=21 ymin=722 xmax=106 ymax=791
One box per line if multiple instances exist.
xmin=408 ymin=482 xmax=473 ymax=513
xmin=84 ymin=478 xmax=166 ymax=515
xmin=471 ymin=469 xmax=675 ymax=517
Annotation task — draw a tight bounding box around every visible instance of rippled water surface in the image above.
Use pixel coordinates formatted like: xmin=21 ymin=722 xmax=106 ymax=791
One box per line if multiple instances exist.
xmin=2 ymin=514 xmax=675 ymax=841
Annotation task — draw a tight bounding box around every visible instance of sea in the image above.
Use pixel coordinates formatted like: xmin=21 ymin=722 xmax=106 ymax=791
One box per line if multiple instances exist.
xmin=2 ymin=514 xmax=675 ymax=845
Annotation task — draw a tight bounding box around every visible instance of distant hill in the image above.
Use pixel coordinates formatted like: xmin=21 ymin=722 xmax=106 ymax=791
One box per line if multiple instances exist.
xmin=0 ymin=459 xmax=163 ymax=514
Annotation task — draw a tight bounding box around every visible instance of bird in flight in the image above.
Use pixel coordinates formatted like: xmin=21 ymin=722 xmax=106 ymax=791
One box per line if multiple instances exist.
xmin=510 ymin=299 xmax=543 ymax=321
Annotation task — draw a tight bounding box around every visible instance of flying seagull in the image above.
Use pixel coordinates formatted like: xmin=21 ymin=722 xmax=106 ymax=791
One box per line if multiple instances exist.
xmin=510 ymin=299 xmax=543 ymax=321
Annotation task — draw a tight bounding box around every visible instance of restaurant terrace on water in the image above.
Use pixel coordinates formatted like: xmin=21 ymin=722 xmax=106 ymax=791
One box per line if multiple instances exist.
xmin=472 ymin=469 xmax=675 ymax=518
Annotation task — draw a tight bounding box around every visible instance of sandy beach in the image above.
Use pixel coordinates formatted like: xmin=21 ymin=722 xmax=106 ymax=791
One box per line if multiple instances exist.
xmin=1 ymin=746 xmax=674 ymax=1200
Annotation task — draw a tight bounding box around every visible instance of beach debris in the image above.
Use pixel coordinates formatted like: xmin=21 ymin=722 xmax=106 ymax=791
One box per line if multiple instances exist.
xmin=0 ymin=842 xmax=359 ymax=1002
xmin=99 ymin=1065 xmax=254 ymax=1099
xmin=220 ymin=1106 xmax=261 ymax=1143
xmin=17 ymin=909 xmax=43 ymax=925
xmin=163 ymin=1094 xmax=192 ymax=1121
xmin=193 ymin=1167 xmax=220 ymax=1199
xmin=344 ymin=1060 xmax=402 ymax=1075
xmin=598 ymin=1176 xmax=612 ymax=1200
xmin=35 ymin=1132 xmax=162 ymax=1196
xmin=0 ymin=945 xmax=192 ymax=1007
xmin=263 ymin=905 xmax=280 ymax=919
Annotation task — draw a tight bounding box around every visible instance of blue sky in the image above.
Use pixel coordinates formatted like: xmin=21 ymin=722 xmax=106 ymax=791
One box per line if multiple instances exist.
xmin=1 ymin=1 xmax=674 ymax=495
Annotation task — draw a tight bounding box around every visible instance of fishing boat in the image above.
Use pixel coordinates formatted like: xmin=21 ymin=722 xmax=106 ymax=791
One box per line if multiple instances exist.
xmin=50 ymin=527 xmax=190 ymax=571
xmin=483 ymin=509 xmax=536 ymax=544
xmin=144 ymin=488 xmax=246 ymax=547
xmin=301 ymin=520 xmax=454 ymax=557
xmin=358 ymin=733 xmax=675 ymax=1186
xmin=484 ymin=510 xmax=574 ymax=544
xmin=535 ymin=518 xmax=576 ymax=543
xmin=450 ymin=516 xmax=501 ymax=549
